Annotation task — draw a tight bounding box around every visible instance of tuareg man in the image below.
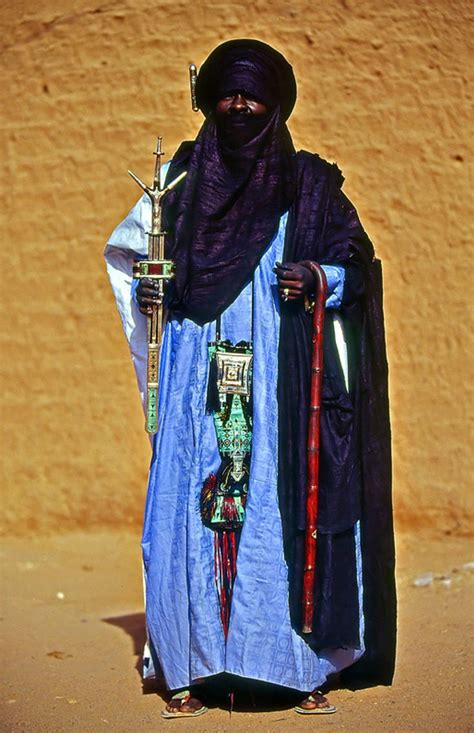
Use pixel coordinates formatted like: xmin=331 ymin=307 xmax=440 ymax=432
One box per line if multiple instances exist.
xmin=105 ymin=38 xmax=396 ymax=718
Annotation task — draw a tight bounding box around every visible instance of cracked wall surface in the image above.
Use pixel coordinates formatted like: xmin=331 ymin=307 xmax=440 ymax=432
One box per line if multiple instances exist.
xmin=1 ymin=0 xmax=472 ymax=535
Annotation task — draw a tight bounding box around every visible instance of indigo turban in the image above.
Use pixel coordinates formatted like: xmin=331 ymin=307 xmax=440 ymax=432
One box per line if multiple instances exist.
xmin=195 ymin=39 xmax=297 ymax=120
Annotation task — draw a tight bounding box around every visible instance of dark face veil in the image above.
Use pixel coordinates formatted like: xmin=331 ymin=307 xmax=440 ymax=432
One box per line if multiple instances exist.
xmin=163 ymin=39 xmax=298 ymax=325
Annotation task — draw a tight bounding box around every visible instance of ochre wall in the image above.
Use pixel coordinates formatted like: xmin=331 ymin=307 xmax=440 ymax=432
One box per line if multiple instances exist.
xmin=1 ymin=0 xmax=472 ymax=535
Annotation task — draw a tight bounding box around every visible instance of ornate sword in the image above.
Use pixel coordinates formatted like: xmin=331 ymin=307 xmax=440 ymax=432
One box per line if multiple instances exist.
xmin=129 ymin=137 xmax=186 ymax=433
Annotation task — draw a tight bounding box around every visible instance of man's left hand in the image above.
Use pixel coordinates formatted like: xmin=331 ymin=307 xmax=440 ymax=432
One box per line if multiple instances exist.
xmin=274 ymin=261 xmax=314 ymax=302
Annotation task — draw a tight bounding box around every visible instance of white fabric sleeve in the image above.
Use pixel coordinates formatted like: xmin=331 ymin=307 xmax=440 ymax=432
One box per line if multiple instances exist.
xmin=104 ymin=194 xmax=152 ymax=410
xmin=104 ymin=163 xmax=171 ymax=410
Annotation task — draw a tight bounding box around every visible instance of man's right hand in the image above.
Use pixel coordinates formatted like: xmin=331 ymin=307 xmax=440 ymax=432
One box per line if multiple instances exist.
xmin=136 ymin=278 xmax=163 ymax=315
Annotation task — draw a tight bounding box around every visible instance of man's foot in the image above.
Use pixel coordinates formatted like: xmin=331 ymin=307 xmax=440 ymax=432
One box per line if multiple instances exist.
xmin=161 ymin=689 xmax=208 ymax=719
xmin=294 ymin=689 xmax=337 ymax=715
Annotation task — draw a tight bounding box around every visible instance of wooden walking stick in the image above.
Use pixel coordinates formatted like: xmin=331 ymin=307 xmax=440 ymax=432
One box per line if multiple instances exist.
xmin=129 ymin=137 xmax=186 ymax=433
xmin=301 ymin=262 xmax=328 ymax=634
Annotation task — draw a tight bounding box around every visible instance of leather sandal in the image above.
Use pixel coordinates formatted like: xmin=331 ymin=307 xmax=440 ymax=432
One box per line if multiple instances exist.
xmin=161 ymin=689 xmax=209 ymax=719
xmin=294 ymin=689 xmax=337 ymax=715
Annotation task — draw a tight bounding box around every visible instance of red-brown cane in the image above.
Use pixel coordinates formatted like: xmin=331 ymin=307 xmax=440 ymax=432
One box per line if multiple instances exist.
xmin=301 ymin=262 xmax=327 ymax=634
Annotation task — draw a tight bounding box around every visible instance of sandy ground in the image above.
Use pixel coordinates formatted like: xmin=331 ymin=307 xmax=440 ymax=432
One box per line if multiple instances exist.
xmin=1 ymin=530 xmax=473 ymax=733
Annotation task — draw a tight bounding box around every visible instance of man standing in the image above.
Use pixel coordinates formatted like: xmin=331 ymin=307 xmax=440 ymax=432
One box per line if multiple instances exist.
xmin=105 ymin=39 xmax=396 ymax=717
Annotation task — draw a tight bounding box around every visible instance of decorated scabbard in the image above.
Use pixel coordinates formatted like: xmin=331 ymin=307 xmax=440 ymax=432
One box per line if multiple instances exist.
xmin=129 ymin=137 xmax=186 ymax=433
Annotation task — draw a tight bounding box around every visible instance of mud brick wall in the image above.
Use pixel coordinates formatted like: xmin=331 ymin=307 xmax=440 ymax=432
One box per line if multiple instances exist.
xmin=1 ymin=0 xmax=472 ymax=534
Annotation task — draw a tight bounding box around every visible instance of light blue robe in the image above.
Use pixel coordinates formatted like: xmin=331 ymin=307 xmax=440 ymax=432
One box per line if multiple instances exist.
xmin=105 ymin=196 xmax=365 ymax=692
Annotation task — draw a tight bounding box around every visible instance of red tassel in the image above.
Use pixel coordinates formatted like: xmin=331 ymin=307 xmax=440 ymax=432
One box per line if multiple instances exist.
xmin=213 ymin=529 xmax=240 ymax=639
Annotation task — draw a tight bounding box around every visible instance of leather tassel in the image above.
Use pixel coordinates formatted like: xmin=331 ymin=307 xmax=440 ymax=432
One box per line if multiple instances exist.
xmin=206 ymin=355 xmax=221 ymax=413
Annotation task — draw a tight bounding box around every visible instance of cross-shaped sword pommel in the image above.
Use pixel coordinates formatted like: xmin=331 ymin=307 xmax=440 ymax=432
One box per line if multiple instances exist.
xmin=127 ymin=168 xmax=187 ymax=201
xmin=128 ymin=137 xmax=187 ymax=238
xmin=128 ymin=141 xmax=186 ymax=207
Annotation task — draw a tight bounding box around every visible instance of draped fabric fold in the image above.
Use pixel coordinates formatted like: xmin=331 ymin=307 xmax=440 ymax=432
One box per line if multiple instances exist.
xmin=162 ymin=114 xmax=295 ymax=325
xmin=278 ymin=152 xmax=396 ymax=684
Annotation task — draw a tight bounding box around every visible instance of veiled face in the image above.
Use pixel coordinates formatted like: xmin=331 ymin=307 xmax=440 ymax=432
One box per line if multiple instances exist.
xmin=215 ymin=92 xmax=271 ymax=148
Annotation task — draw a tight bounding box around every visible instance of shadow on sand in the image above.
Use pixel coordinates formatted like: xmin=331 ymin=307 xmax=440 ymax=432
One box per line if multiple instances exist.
xmin=103 ymin=612 xmax=166 ymax=700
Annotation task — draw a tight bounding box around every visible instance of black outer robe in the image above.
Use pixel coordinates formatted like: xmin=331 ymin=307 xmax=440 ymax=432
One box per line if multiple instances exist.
xmin=279 ymin=151 xmax=396 ymax=686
